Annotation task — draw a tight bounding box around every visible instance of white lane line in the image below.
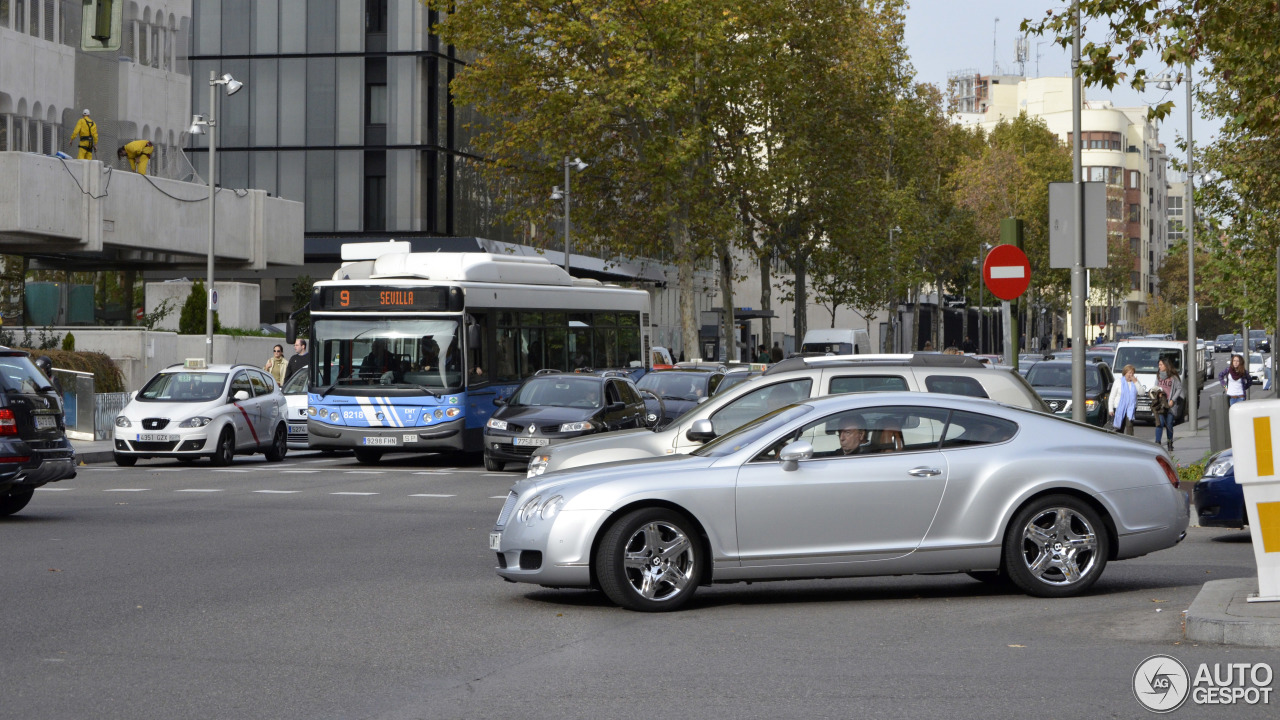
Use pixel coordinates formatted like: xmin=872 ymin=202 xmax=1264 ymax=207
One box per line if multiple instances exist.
xmin=489 ymin=495 xmax=507 ymax=499
xmin=104 ymin=489 xmax=149 ymax=492
xmin=213 ymin=469 xmax=249 ymax=473
xmin=331 ymin=492 xmax=379 ymax=496
xmin=84 ymin=468 xmax=119 ymax=472
xmin=483 ymin=473 xmax=510 ymax=478
xmin=409 ymin=493 xmax=456 ymax=498
xmin=281 ymin=470 xmax=320 ymax=474
xmin=343 ymin=471 xmax=384 ymax=475
xmin=253 ymin=490 xmax=301 ymax=494
xmin=413 ymin=471 xmax=449 ymax=475
xmin=176 ymin=489 xmax=223 ymax=493
xmin=36 ymin=487 xmax=73 ymax=491
xmin=147 ymin=469 xmax=183 ymax=473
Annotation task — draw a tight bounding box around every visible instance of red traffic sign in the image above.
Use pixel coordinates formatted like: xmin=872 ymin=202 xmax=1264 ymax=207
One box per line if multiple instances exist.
xmin=983 ymin=244 xmax=1030 ymax=301
xmin=135 ymin=306 xmax=145 ymax=320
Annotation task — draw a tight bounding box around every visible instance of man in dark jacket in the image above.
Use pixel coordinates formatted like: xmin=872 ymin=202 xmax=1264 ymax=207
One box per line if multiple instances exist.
xmin=285 ymin=338 xmax=309 ymax=381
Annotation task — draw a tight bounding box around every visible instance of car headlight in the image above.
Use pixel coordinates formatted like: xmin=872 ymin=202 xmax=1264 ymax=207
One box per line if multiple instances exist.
xmin=178 ymin=417 xmax=212 ymax=428
xmin=1084 ymin=399 xmax=1098 ymax=411
xmin=1204 ymin=458 xmax=1234 ymax=477
xmin=115 ymin=416 xmax=131 ymax=428
xmin=527 ymin=453 xmax=550 ymax=478
xmin=540 ymin=495 xmax=565 ymax=521
xmin=559 ymin=421 xmax=595 ymax=432
xmin=487 ymin=418 xmax=508 ymax=431
xmin=516 ymin=495 xmax=542 ymax=523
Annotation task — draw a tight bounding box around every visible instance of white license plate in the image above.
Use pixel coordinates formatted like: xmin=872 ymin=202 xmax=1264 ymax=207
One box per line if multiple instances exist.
xmin=513 ymin=437 xmax=550 ymax=447
xmin=489 ymin=532 xmax=502 ymax=551
xmin=288 ymin=424 xmax=307 ymax=436
xmin=362 ymin=437 xmax=397 ymax=446
xmin=34 ymin=415 xmax=56 ymax=430
xmin=403 ymin=434 xmax=418 ymax=443
xmin=137 ymin=433 xmax=178 ymax=442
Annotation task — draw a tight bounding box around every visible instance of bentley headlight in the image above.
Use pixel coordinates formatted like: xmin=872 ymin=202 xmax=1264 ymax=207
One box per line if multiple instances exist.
xmin=487 ymin=418 xmax=508 ymax=431
xmin=517 ymin=495 xmax=543 ymax=523
xmin=178 ymin=417 xmax=212 ymax=428
xmin=1204 ymin=457 xmax=1234 ymax=477
xmin=115 ymin=416 xmax=132 ymax=428
xmin=559 ymin=421 xmax=595 ymax=433
xmin=527 ymin=453 xmax=550 ymax=478
xmin=540 ymin=495 xmax=565 ymax=521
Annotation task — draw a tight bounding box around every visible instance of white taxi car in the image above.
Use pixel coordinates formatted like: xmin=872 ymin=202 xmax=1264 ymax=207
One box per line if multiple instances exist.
xmin=113 ymin=360 xmax=289 ymax=466
xmin=282 ymin=365 xmax=310 ymax=449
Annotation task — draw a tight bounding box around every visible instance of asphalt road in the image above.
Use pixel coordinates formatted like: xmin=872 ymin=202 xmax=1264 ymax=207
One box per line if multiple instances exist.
xmin=4 ymin=449 xmax=1277 ymax=719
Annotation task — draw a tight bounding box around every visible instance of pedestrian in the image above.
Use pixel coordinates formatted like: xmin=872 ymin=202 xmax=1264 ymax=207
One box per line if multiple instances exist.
xmin=33 ymin=355 xmax=62 ymax=396
xmin=755 ymin=344 xmax=770 ymax=364
xmin=770 ymin=341 xmax=784 ymax=363
xmin=1108 ymin=363 xmax=1145 ymax=436
xmin=1153 ymin=357 xmax=1183 ymax=451
xmin=922 ymin=341 xmax=934 ymax=351
xmin=1219 ymin=353 xmax=1252 ymax=406
xmin=67 ymin=109 xmax=98 ymax=160
xmin=961 ymin=335 xmax=976 ymax=353
xmin=264 ymin=344 xmax=288 ymax=384
xmin=285 ymin=338 xmax=309 ymax=381
xmin=117 ymin=139 xmax=155 ymax=175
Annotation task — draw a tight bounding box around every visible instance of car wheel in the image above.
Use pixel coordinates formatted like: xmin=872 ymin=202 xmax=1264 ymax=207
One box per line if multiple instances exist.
xmin=595 ymin=507 xmax=703 ymax=612
xmin=354 ymin=448 xmax=382 ymax=465
xmin=210 ymin=429 xmax=235 ymax=466
xmin=0 ymin=488 xmax=34 ymax=517
xmin=264 ymin=425 xmax=287 ymax=462
xmin=1003 ymin=494 xmax=1110 ymax=598
xmin=483 ymin=453 xmax=503 ymax=471
xmin=114 ymin=453 xmax=138 ymax=467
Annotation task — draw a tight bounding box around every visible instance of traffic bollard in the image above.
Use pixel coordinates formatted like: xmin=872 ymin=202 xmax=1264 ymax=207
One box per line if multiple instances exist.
xmin=1226 ymin=400 xmax=1280 ymax=602
xmin=1210 ymin=393 xmax=1231 ymax=453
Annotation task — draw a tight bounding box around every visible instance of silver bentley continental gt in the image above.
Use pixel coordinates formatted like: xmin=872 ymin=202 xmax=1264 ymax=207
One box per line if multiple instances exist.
xmin=491 ymin=392 xmax=1189 ymax=612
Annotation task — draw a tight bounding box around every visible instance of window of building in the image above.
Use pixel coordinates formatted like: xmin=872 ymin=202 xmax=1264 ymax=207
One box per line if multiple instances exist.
xmin=364 ymin=175 xmax=385 ymax=231
xmin=366 ymin=0 xmax=387 ymax=33
xmin=1130 ymin=238 xmax=1140 ymax=256
xmin=1128 ymin=204 xmax=1140 ymax=223
xmin=366 ymin=84 xmax=387 ymax=125
xmin=1131 ymin=271 xmax=1141 ymax=291
xmin=0 ymin=0 xmax=8 ymax=28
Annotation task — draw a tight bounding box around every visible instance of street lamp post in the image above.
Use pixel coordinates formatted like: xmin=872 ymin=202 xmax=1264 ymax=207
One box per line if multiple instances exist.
xmin=187 ymin=70 xmax=243 ymax=363
xmin=1157 ymin=63 xmax=1198 ymax=428
xmin=550 ymin=156 xmax=588 ymax=274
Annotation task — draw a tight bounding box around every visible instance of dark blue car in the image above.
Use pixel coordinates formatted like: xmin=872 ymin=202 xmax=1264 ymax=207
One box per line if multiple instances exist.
xmin=1193 ymin=449 xmax=1246 ymax=528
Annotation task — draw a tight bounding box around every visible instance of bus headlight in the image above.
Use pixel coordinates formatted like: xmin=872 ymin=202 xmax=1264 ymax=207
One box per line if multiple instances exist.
xmin=445 ymin=407 xmax=461 ymax=418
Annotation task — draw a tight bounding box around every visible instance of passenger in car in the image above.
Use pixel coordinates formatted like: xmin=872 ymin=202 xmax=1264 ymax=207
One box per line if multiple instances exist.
xmin=875 ymin=419 xmax=904 ymax=453
xmin=837 ymin=416 xmax=868 ymax=455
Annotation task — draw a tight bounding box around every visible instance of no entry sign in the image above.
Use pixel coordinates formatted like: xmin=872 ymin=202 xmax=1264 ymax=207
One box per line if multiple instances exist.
xmin=983 ymin=244 xmax=1030 ymax=301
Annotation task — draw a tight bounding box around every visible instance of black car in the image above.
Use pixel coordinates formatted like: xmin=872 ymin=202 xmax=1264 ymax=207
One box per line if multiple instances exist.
xmin=0 ymin=350 xmax=77 ymax=516
xmin=482 ymin=370 xmax=651 ymax=470
xmin=636 ymin=368 xmax=727 ymax=429
xmin=1249 ymin=330 xmax=1271 ymax=353
xmin=1024 ymin=359 xmax=1113 ymax=427
xmin=712 ymin=368 xmax=764 ymax=397
xmin=1215 ymin=334 xmax=1238 ymax=354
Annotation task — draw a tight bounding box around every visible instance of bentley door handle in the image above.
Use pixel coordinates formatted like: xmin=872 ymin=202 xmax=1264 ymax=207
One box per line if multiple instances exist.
xmin=908 ymin=467 xmax=942 ymax=477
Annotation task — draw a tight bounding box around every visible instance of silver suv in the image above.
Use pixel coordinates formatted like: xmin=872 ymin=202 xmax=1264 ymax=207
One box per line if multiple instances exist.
xmin=527 ymin=353 xmax=1049 ymax=477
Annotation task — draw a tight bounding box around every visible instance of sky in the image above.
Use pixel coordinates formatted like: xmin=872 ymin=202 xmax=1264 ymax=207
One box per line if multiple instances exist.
xmin=901 ymin=0 xmax=1219 ymax=162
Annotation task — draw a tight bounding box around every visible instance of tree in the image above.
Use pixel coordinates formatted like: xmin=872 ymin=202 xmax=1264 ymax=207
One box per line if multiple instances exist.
xmin=179 ymin=280 xmax=220 ymax=336
xmin=292 ymin=275 xmax=315 ymax=336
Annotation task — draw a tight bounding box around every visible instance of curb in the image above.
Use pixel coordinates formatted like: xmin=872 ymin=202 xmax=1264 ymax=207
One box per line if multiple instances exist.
xmin=1185 ymin=578 xmax=1280 ymax=647
xmin=77 ymin=450 xmax=117 ymax=465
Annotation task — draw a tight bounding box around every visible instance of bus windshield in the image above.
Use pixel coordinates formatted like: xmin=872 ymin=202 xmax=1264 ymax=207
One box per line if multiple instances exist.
xmin=313 ymin=318 xmax=464 ymax=391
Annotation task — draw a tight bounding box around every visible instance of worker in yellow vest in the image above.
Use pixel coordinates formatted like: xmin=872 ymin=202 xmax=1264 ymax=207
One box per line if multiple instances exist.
xmin=118 ymin=139 xmax=155 ymax=175
xmin=67 ymin=109 xmax=98 ymax=160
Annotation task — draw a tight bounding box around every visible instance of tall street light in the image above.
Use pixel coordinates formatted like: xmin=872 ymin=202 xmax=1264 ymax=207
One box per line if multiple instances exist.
xmin=1156 ymin=63 xmax=1197 ymax=428
xmin=187 ymin=71 xmax=244 ymax=363
xmin=550 ymin=156 xmax=588 ymax=274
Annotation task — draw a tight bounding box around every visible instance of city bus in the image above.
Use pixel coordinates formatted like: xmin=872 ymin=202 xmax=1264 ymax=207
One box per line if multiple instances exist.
xmin=291 ymin=241 xmax=653 ymax=463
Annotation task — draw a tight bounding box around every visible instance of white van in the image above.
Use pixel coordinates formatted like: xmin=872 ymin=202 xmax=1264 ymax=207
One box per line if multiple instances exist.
xmin=800 ymin=328 xmax=872 ymax=355
xmin=1112 ymin=339 xmax=1205 ymax=423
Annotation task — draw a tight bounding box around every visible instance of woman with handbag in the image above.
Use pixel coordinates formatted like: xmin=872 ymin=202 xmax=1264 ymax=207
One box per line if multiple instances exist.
xmin=1108 ymin=364 xmax=1145 ymax=435
xmin=1154 ymin=357 xmax=1182 ymax=450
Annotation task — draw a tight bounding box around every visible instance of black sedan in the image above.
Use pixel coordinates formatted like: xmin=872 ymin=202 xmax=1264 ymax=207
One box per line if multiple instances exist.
xmin=483 ymin=371 xmax=651 ymax=471
xmin=636 ymin=368 xmax=727 ymax=429
xmin=1215 ymin=334 xmax=1237 ymax=353
xmin=1024 ymin=359 xmax=1113 ymax=426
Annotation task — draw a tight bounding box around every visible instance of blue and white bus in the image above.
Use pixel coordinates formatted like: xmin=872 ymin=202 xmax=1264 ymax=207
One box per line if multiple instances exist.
xmin=293 ymin=242 xmax=653 ymax=464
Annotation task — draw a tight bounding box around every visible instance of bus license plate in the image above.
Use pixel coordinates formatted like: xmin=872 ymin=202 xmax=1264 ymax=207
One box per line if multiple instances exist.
xmin=34 ymin=415 xmax=56 ymax=430
xmin=363 ymin=437 xmax=397 ymax=446
xmin=489 ymin=532 xmax=502 ymax=551
xmin=513 ymin=437 xmax=549 ymax=447
xmin=137 ymin=433 xmax=178 ymax=442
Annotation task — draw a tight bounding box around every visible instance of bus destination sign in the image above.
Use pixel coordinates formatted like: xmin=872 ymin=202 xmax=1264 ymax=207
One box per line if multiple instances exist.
xmin=317 ymin=286 xmax=458 ymax=311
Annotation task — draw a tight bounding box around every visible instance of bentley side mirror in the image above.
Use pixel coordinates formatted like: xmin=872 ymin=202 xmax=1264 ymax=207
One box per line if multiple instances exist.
xmin=779 ymin=440 xmax=814 ymax=472
xmin=685 ymin=418 xmax=715 ymax=443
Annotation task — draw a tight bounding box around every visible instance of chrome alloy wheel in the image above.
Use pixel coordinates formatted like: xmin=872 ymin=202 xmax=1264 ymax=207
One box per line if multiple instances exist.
xmin=1018 ymin=506 xmax=1099 ymax=586
xmin=622 ymin=521 xmax=696 ymax=601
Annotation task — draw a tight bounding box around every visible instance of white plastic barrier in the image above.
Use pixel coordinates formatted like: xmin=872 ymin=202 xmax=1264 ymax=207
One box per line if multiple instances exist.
xmin=1227 ymin=400 xmax=1280 ymax=602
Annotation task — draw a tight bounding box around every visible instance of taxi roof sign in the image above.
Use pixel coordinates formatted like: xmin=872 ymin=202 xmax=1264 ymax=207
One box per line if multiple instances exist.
xmin=184 ymin=358 xmax=208 ymax=370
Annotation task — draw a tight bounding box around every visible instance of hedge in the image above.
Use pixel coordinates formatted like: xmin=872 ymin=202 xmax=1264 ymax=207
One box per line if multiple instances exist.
xmin=15 ymin=347 xmax=126 ymax=394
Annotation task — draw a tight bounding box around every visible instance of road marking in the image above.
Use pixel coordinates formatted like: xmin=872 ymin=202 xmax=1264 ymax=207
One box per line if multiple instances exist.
xmin=84 ymin=468 xmax=119 ymax=472
xmin=213 ymin=469 xmax=249 ymax=473
xmin=176 ymin=489 xmax=223 ymax=493
xmin=483 ymin=473 xmax=510 ymax=478
xmin=104 ymin=488 xmax=149 ymax=492
xmin=409 ymin=493 xmax=456 ymax=498
xmin=344 ymin=471 xmax=384 ymax=475
xmin=489 ymin=495 xmax=507 ymax=499
xmin=35 ymin=487 xmax=72 ymax=491
xmin=281 ymin=470 xmax=320 ymax=474
xmin=990 ymin=265 xmax=1025 ymax=279
xmin=253 ymin=490 xmax=300 ymax=494
xmin=413 ymin=471 xmax=449 ymax=475
xmin=146 ymin=468 xmax=183 ymax=473
xmin=331 ymin=492 xmax=379 ymax=496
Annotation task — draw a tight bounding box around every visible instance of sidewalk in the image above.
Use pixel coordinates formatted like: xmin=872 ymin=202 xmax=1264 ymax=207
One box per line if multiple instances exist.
xmin=70 ymin=438 xmax=115 ymax=465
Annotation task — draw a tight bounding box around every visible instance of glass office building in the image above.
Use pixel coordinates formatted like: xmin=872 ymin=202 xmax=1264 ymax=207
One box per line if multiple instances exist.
xmin=188 ymin=0 xmax=511 ymax=263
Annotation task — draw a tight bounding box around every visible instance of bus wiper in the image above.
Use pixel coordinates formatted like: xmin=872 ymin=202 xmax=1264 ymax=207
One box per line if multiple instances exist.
xmin=399 ymin=383 xmax=439 ymax=398
xmin=319 ymin=384 xmax=337 ymax=398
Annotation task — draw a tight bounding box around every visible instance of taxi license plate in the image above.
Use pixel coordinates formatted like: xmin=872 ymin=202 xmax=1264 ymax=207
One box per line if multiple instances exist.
xmin=288 ymin=424 xmax=307 ymax=436
xmin=34 ymin=415 xmax=56 ymax=430
xmin=137 ymin=433 xmax=178 ymax=442
xmin=513 ymin=437 xmax=549 ymax=447
xmin=363 ymin=437 xmax=397 ymax=446
xmin=489 ymin=532 xmax=502 ymax=551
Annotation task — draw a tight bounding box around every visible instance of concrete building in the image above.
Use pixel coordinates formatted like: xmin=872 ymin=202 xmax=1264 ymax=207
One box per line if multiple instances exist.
xmin=953 ymin=75 xmax=1172 ymax=337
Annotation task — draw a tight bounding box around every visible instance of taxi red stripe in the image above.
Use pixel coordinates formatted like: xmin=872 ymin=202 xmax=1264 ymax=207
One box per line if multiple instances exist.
xmin=234 ymin=403 xmax=261 ymax=445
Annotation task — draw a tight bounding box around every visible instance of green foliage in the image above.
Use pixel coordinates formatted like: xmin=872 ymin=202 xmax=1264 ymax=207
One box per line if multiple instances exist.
xmin=220 ymin=327 xmax=283 ymax=338
xmin=179 ymin=281 xmax=221 ymax=336
xmin=61 ymin=331 xmax=75 ymax=351
xmin=141 ymin=298 xmax=177 ymax=331
xmin=291 ymin=275 xmax=314 ymax=335
xmin=11 ymin=347 xmax=125 ymax=394
xmin=1177 ymin=452 xmax=1212 ymax=488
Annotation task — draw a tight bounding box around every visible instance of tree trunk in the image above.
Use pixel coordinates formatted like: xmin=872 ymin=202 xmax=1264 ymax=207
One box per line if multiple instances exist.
xmin=674 ymin=224 xmax=699 ymax=363
xmin=934 ymin=275 xmax=943 ymax=348
xmin=910 ymin=281 xmax=921 ymax=351
xmin=759 ymin=247 xmax=773 ymax=352
xmin=793 ymin=255 xmax=807 ymax=346
xmin=719 ymin=242 xmax=736 ymax=362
